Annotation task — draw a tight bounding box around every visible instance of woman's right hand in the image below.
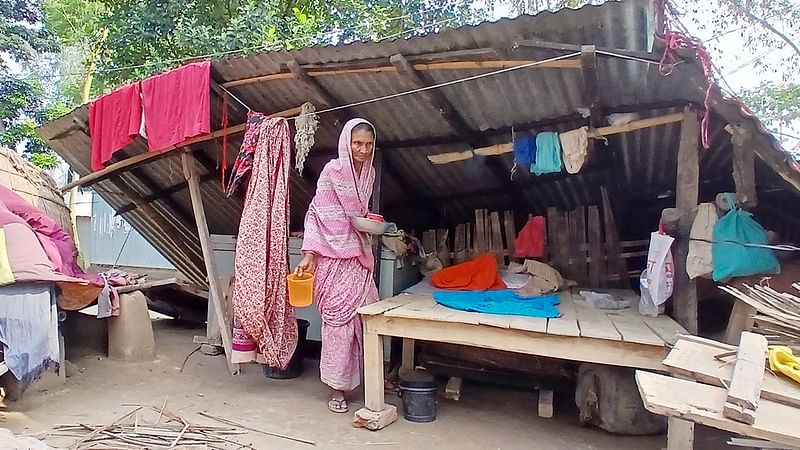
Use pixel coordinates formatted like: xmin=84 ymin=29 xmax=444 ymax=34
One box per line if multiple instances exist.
xmin=295 ymin=251 xmax=316 ymax=276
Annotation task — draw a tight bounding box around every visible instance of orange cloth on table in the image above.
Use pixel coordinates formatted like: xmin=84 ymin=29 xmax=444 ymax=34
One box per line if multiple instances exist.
xmin=431 ymin=254 xmax=507 ymax=290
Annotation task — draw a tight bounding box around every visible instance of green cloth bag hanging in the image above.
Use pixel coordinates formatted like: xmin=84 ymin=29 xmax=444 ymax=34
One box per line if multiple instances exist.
xmin=711 ymin=194 xmax=780 ymax=281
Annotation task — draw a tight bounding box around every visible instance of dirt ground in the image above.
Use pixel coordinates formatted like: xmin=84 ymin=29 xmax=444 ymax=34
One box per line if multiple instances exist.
xmin=1 ymin=319 xmax=673 ymax=449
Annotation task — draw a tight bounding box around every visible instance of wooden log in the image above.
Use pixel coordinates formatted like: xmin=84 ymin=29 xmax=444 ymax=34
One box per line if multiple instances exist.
xmin=445 ymin=377 xmax=463 ymax=401
xmin=724 ymin=301 xmax=758 ymax=345
xmin=538 ymin=388 xmax=554 ymax=418
xmin=731 ymin=126 xmax=758 ymax=208
xmin=182 ymin=153 xmax=239 ymax=376
xmin=490 ymin=212 xmax=503 ymax=266
xmin=723 ymin=331 xmax=768 ymax=425
xmin=587 ymin=205 xmax=606 ymax=288
xmin=503 ymin=211 xmax=516 ymax=263
xmin=673 ymin=110 xmax=700 ymax=334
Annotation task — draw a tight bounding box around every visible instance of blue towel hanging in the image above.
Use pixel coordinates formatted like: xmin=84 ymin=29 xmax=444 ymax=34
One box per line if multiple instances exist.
xmin=531 ymin=132 xmax=563 ymax=175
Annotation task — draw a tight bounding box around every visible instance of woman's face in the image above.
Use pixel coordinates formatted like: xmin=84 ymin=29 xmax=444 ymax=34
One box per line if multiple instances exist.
xmin=350 ymin=128 xmax=375 ymax=164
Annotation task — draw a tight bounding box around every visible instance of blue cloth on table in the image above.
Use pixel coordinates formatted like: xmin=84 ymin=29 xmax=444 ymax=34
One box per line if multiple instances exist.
xmin=434 ymin=290 xmax=560 ymax=318
xmin=513 ymin=134 xmax=536 ymax=166
xmin=531 ymin=132 xmax=562 ymax=175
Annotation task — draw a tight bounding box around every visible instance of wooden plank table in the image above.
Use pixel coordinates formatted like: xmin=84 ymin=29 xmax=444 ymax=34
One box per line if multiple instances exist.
xmin=355 ymin=290 xmax=686 ymax=429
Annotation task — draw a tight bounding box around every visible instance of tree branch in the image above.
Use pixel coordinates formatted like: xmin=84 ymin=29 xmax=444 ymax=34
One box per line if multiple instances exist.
xmin=731 ymin=1 xmax=800 ymax=58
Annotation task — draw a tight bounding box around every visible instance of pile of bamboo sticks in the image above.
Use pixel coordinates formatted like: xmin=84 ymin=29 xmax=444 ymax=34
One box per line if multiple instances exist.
xmin=47 ymin=406 xmax=245 ymax=449
xmin=720 ymin=283 xmax=800 ymax=351
xmin=46 ymin=403 xmax=315 ymax=449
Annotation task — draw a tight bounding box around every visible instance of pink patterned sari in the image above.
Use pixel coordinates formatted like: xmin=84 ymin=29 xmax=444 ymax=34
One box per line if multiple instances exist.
xmin=302 ymin=118 xmax=379 ymax=391
xmin=231 ymin=115 xmax=297 ymax=369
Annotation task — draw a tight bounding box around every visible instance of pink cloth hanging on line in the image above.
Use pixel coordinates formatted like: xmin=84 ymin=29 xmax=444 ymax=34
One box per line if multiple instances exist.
xmin=88 ymin=83 xmax=142 ymax=171
xmin=231 ymin=115 xmax=297 ymax=370
xmin=140 ymin=61 xmax=211 ymax=152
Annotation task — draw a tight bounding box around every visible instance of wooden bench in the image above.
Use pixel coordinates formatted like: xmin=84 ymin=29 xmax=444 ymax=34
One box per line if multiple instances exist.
xmin=354 ymin=290 xmax=686 ymax=429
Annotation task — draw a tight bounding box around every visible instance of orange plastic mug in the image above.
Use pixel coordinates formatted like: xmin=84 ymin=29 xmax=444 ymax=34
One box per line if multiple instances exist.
xmin=287 ymin=272 xmax=314 ymax=307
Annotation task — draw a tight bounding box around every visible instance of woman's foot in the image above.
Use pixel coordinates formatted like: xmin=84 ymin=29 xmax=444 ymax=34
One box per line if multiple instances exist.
xmin=328 ymin=397 xmax=348 ymax=413
xmin=328 ymin=391 xmax=348 ymax=413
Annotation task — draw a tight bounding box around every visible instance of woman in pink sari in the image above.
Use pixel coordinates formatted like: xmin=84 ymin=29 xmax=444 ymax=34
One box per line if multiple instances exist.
xmin=295 ymin=118 xmax=380 ymax=413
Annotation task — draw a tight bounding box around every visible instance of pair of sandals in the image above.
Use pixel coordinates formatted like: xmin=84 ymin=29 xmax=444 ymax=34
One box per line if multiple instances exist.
xmin=327 ymin=380 xmax=399 ymax=414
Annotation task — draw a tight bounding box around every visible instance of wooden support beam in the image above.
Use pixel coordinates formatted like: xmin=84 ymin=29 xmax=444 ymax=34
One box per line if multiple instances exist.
xmin=515 ymin=39 xmax=665 ymax=63
xmin=673 ymin=109 xmax=700 ymax=334
xmin=391 ymin=54 xmax=481 ymax=146
xmin=221 ymin=51 xmax=581 ymax=88
xmin=580 ymin=45 xmax=602 ymax=128
xmin=115 ymin=181 xmax=204 ymax=270
xmin=731 ymin=125 xmax=758 ymax=208
xmin=427 ymin=112 xmax=686 ymax=164
xmin=62 ymin=105 xmax=302 ymax=192
xmin=182 ymin=152 xmax=239 ymax=376
xmin=389 ymin=53 xmax=525 ymax=210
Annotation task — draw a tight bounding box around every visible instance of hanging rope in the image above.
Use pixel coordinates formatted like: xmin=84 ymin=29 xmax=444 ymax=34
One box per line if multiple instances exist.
xmin=655 ymin=0 xmax=716 ymax=149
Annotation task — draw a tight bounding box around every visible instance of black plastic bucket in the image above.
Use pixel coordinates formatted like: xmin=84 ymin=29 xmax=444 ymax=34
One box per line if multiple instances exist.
xmin=399 ymin=380 xmax=438 ymax=423
xmin=263 ymin=319 xmax=310 ymax=380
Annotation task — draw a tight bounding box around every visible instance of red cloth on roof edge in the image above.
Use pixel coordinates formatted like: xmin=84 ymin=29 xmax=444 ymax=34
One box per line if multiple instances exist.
xmin=140 ymin=61 xmax=211 ymax=152
xmin=514 ymin=216 xmax=547 ymax=259
xmin=88 ymin=83 xmax=142 ymax=171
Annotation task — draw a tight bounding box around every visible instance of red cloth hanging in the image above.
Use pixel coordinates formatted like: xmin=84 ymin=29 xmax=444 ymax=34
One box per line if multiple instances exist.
xmin=514 ymin=216 xmax=547 ymax=259
xmin=88 ymin=83 xmax=142 ymax=171
xmin=140 ymin=61 xmax=211 ymax=152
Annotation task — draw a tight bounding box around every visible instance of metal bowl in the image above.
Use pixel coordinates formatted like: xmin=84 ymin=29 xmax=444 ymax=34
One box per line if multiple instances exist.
xmin=351 ymin=217 xmax=387 ymax=235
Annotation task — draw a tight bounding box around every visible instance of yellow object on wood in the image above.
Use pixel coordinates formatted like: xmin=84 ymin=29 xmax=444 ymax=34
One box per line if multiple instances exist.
xmin=769 ymin=346 xmax=800 ymax=384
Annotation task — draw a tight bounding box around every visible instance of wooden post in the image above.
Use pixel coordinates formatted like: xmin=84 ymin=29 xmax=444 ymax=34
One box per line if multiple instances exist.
xmin=182 ymin=152 xmax=239 ymax=375
xmin=363 ymin=327 xmax=386 ymax=412
xmin=667 ymin=417 xmax=695 ymax=450
xmin=731 ymin=126 xmax=757 ymax=208
xmin=372 ymin=150 xmax=384 ymax=286
xmin=723 ymin=301 xmax=757 ymax=345
xmin=672 ymin=110 xmax=700 ymax=334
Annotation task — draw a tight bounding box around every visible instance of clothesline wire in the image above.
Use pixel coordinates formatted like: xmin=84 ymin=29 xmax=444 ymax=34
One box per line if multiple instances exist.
xmin=286 ymin=52 xmax=584 ymax=121
xmin=5 ymin=2 xmax=470 ymax=83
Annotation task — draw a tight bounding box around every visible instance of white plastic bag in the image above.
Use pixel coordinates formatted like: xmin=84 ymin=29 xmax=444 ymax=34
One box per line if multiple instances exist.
xmin=646 ymin=231 xmax=675 ymax=306
xmin=638 ymin=270 xmax=658 ymax=317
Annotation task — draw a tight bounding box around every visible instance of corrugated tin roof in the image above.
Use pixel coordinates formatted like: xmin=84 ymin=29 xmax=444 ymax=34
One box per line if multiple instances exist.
xmin=38 ymin=0 xmax=800 ymax=287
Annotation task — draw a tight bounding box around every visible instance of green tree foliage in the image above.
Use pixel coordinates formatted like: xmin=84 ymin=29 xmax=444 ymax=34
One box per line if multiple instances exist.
xmin=0 ymin=0 xmax=59 ymax=168
xmin=93 ymin=0 xmax=480 ymax=85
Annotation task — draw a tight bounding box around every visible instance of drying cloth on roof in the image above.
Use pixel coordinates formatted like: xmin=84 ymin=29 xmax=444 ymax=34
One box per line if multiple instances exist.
xmin=514 ymin=216 xmax=546 ymax=258
xmin=532 ymin=132 xmax=563 ymax=175
xmin=559 ymin=127 xmax=589 ymax=174
xmin=434 ymin=290 xmax=560 ymax=318
xmin=88 ymin=82 xmax=142 ymax=171
xmin=513 ymin=134 xmax=536 ymax=166
xmin=431 ymin=254 xmax=507 ymax=291
xmin=768 ymin=346 xmax=800 ymax=384
xmin=0 ymin=283 xmax=58 ymax=386
xmin=141 ymin=61 xmax=210 ymax=152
